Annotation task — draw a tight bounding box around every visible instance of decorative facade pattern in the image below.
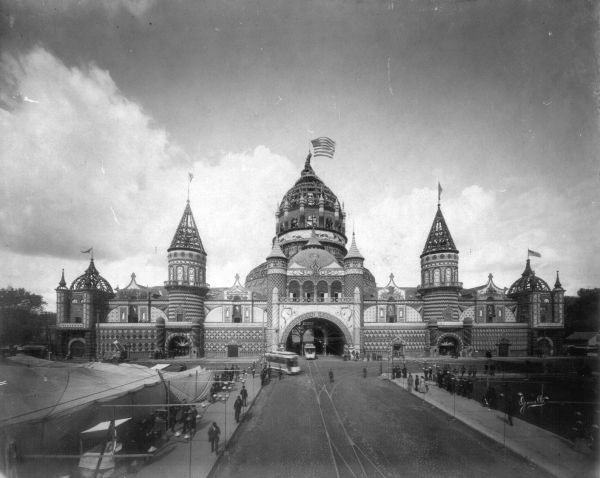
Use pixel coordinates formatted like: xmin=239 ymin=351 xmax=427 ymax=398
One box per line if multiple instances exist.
xmin=53 ymin=149 xmax=565 ymax=360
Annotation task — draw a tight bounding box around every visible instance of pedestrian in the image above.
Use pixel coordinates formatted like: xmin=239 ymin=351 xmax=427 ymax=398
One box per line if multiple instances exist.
xmin=505 ymin=395 xmax=515 ymax=426
xmin=363 ymin=367 xmax=367 ymax=378
xmin=414 ymin=374 xmax=420 ymax=392
xmin=407 ymin=373 xmax=413 ymax=392
xmin=329 ymin=369 xmax=334 ymax=383
xmin=240 ymin=385 xmax=248 ymax=407
xmin=234 ymin=395 xmax=243 ymax=423
xmin=278 ymin=368 xmax=283 ymax=380
xmin=251 ymin=366 xmax=256 ymax=379
xmin=208 ymin=422 xmax=220 ymax=453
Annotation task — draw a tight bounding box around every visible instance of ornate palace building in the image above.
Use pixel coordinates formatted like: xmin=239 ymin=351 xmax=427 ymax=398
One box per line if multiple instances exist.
xmin=54 ymin=153 xmax=565 ymax=360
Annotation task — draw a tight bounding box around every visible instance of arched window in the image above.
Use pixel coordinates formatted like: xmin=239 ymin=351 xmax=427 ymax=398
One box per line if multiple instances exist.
xmin=445 ymin=268 xmax=452 ymax=284
xmin=177 ymin=266 xmax=184 ymax=282
xmin=169 ymin=268 xmax=174 ymax=281
xmin=302 ymin=281 xmax=314 ymax=301
xmin=288 ymin=281 xmax=300 ymax=301
xmin=424 ymin=270 xmax=430 ymax=285
xmin=317 ymin=281 xmax=329 ymax=301
xmin=433 ymin=269 xmax=440 ymax=285
xmin=188 ymin=267 xmax=195 ymax=284
xmin=331 ymin=281 xmax=343 ymax=301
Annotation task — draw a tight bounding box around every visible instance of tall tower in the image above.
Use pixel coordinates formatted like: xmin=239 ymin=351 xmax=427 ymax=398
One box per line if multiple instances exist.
xmin=165 ymin=201 xmax=209 ymax=357
xmin=55 ymin=269 xmax=69 ymax=324
xmin=266 ymin=240 xmax=288 ymax=351
xmin=419 ymin=205 xmax=461 ymax=323
xmin=344 ymin=233 xmax=364 ymax=298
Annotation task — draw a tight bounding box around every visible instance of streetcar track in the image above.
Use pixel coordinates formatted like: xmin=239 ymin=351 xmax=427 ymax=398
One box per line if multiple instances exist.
xmin=310 ymin=360 xmax=390 ymax=478
xmin=306 ymin=359 xmax=341 ymax=478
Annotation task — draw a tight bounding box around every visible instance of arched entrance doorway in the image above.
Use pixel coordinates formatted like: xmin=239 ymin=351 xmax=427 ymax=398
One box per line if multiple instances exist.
xmin=167 ymin=334 xmax=191 ymax=357
xmin=68 ymin=338 xmax=85 ymax=358
xmin=437 ymin=334 xmax=461 ymax=357
xmin=283 ymin=313 xmax=352 ymax=357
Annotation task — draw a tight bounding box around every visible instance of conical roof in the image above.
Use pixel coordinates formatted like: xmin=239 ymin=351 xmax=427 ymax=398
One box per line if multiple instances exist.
xmin=57 ymin=269 xmax=67 ymax=289
xmin=169 ymin=201 xmax=206 ymax=254
xmin=303 ymin=229 xmax=325 ymax=249
xmin=267 ymin=240 xmax=287 ymax=260
xmin=345 ymin=233 xmax=364 ymax=260
xmin=421 ymin=206 xmax=458 ymax=257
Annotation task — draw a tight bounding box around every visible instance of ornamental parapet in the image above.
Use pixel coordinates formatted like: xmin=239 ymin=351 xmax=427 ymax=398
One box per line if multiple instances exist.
xmin=98 ymin=322 xmax=156 ymax=328
xmin=57 ymin=323 xmax=86 ymax=329
xmin=278 ymin=297 xmax=355 ymax=304
xmin=417 ymin=281 xmax=462 ymax=290
xmin=164 ymin=280 xmax=210 ymax=289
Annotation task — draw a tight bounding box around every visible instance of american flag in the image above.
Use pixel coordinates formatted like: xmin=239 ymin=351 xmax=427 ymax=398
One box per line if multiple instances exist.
xmin=310 ymin=137 xmax=336 ymax=159
xmin=528 ymin=249 xmax=541 ymax=258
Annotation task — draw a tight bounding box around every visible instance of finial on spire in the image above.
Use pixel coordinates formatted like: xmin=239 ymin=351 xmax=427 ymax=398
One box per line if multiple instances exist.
xmin=187 ymin=172 xmax=194 ymax=202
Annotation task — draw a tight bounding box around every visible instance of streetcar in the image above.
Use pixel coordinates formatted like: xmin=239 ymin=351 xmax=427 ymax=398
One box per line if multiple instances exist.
xmin=303 ymin=343 xmax=316 ymax=360
xmin=264 ymin=351 xmax=301 ymax=374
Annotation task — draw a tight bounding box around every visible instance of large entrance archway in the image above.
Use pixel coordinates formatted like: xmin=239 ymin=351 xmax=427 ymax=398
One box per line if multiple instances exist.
xmin=437 ymin=333 xmax=462 ymax=357
xmin=166 ymin=333 xmax=191 ymax=358
xmin=282 ymin=312 xmax=353 ymax=357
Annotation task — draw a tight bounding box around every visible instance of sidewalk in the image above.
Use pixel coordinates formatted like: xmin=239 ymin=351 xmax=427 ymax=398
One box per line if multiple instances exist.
xmin=135 ymin=373 xmax=262 ymax=478
xmin=389 ymin=375 xmax=598 ymax=478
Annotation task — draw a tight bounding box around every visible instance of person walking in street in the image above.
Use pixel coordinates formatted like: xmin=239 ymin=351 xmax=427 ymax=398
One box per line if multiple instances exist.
xmin=414 ymin=374 xmax=420 ymax=392
xmin=407 ymin=373 xmax=414 ymax=392
xmin=208 ymin=422 xmax=220 ymax=453
xmin=240 ymin=385 xmax=248 ymax=407
xmin=234 ymin=395 xmax=243 ymax=423
xmin=505 ymin=394 xmax=515 ymax=426
xmin=329 ymin=368 xmax=334 ymax=383
xmin=278 ymin=367 xmax=283 ymax=380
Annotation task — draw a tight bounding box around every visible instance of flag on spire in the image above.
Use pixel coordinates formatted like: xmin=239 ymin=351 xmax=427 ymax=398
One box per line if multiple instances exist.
xmin=528 ymin=249 xmax=541 ymax=258
xmin=81 ymin=247 xmax=93 ymax=254
xmin=438 ymin=182 xmax=443 ymax=203
xmin=310 ymin=137 xmax=336 ymax=159
xmin=189 ymin=172 xmax=194 ymax=182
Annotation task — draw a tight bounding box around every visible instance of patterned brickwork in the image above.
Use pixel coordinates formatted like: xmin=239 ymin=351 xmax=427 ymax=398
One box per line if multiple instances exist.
xmin=204 ymin=326 xmax=265 ymax=357
xmin=422 ymin=289 xmax=459 ymax=322
xmin=471 ymin=326 xmax=529 ymax=356
xmin=97 ymin=326 xmax=158 ymax=358
xmin=344 ymin=274 xmax=362 ymax=298
xmin=362 ymin=327 xmax=428 ymax=354
xmin=266 ymin=271 xmax=286 ymax=327
xmin=167 ymin=290 xmax=205 ymax=322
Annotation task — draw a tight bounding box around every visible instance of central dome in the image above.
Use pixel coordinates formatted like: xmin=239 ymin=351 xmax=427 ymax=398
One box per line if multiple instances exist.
xmin=280 ymin=157 xmax=339 ymax=213
xmin=275 ymin=153 xmax=348 ymax=261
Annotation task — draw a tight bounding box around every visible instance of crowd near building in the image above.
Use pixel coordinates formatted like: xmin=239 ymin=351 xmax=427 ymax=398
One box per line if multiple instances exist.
xmin=54 ymin=147 xmax=565 ymax=361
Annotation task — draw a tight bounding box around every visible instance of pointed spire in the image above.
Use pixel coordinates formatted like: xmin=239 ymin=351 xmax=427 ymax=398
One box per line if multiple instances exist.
xmin=522 ymin=259 xmax=533 ymax=277
xmin=420 ymin=206 xmax=458 ymax=257
xmin=169 ymin=202 xmax=206 ymax=254
xmin=554 ymin=271 xmax=563 ymax=290
xmin=267 ymin=240 xmax=287 ymax=260
xmin=58 ymin=269 xmax=67 ymax=288
xmin=303 ymin=228 xmax=325 ymax=249
xmin=345 ymin=232 xmax=364 ymax=260
xmin=301 ymin=152 xmax=316 ymax=176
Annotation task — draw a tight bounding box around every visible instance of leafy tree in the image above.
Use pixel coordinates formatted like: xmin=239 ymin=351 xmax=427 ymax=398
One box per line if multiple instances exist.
xmin=564 ymin=288 xmax=600 ymax=334
xmin=0 ymin=287 xmax=52 ymax=347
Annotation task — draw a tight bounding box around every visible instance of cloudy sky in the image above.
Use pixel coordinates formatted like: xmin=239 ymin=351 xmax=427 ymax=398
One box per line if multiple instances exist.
xmin=1 ymin=0 xmax=598 ymax=310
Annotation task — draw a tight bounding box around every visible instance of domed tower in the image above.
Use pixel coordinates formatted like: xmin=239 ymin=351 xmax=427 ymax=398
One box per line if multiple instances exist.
xmin=275 ymin=153 xmax=348 ymax=261
xmin=165 ymin=201 xmax=209 ymax=357
xmin=507 ymin=259 xmax=553 ymax=325
xmin=68 ymin=259 xmax=114 ymax=359
xmin=419 ymin=205 xmax=461 ymax=322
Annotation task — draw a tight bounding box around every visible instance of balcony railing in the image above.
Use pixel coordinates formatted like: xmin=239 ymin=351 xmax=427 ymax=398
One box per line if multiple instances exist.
xmin=57 ymin=322 xmax=85 ymax=329
xmin=164 ymin=280 xmax=209 ymax=288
